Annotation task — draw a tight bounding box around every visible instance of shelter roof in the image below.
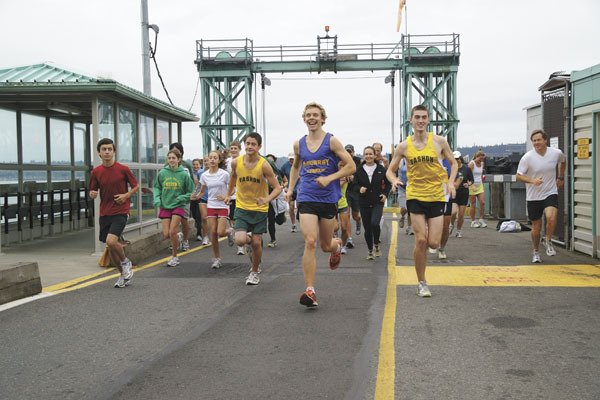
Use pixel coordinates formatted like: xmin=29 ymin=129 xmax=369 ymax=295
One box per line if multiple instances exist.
xmin=0 ymin=63 xmax=197 ymax=121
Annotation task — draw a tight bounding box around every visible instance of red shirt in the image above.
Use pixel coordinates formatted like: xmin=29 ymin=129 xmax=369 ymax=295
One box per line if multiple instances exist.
xmin=89 ymin=162 xmax=138 ymax=216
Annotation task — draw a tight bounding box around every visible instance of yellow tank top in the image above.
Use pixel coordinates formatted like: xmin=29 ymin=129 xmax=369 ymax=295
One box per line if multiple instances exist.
xmin=235 ymin=156 xmax=269 ymax=212
xmin=337 ymin=180 xmax=348 ymax=209
xmin=405 ymin=133 xmax=447 ymax=202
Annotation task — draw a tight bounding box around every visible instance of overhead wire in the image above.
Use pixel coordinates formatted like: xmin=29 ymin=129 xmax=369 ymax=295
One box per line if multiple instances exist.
xmin=149 ymin=31 xmax=174 ymax=105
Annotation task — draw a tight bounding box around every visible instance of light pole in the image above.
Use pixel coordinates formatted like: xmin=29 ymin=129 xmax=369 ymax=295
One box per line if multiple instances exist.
xmin=141 ymin=0 xmax=159 ymax=96
xmin=260 ymin=73 xmax=271 ymax=152
xmin=384 ymin=70 xmax=396 ymax=149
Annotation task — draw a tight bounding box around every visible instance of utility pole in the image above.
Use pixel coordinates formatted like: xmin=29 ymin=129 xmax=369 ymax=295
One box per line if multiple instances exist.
xmin=141 ymin=0 xmax=151 ymax=96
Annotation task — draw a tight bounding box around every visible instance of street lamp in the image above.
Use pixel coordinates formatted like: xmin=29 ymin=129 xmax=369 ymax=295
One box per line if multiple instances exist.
xmin=384 ymin=70 xmax=396 ymax=149
xmin=261 ymin=73 xmax=271 ymax=152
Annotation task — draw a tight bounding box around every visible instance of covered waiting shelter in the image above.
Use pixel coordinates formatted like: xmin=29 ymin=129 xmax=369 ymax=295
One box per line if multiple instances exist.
xmin=0 ymin=63 xmax=198 ymax=253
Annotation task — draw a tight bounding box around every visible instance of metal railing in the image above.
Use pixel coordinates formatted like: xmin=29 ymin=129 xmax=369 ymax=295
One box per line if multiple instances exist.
xmin=1 ymin=188 xmax=93 ymax=235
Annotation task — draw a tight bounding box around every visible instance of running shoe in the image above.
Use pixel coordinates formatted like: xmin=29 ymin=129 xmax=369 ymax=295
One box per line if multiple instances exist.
xmin=245 ymin=271 xmax=260 ymax=285
xmin=114 ymin=275 xmax=126 ymax=288
xmin=201 ymin=236 xmax=210 ymax=246
xmin=545 ymin=240 xmax=556 ymax=256
xmin=532 ymin=251 xmax=542 ymax=263
xmin=406 ymin=226 xmax=414 ymax=235
xmin=121 ymin=258 xmax=133 ymax=283
xmin=417 ymin=281 xmax=432 ymax=297
xmin=340 ymin=246 xmax=347 ymax=255
xmin=470 ymin=220 xmax=481 ymax=228
xmin=367 ymin=251 xmax=375 ymax=260
xmin=227 ymin=230 xmax=235 ymax=247
xmin=211 ymin=258 xmax=222 ymax=269
xmin=428 ymin=247 xmax=437 ymax=254
xmin=355 ymin=223 xmax=361 ymax=236
xmin=196 ymin=235 xmax=203 ymax=241
xmin=329 ymin=240 xmax=342 ymax=270
xmin=399 ymin=216 xmax=405 ymax=228
xmin=177 ymin=232 xmax=184 ymax=250
xmin=291 ymin=224 xmax=298 ymax=233
xmin=479 ymin=219 xmax=487 ymax=228
xmin=455 ymin=230 xmax=463 ymax=238
xmin=437 ymin=249 xmax=447 ymax=259
xmin=448 ymin=223 xmax=454 ymax=235
xmin=167 ymin=256 xmax=180 ymax=267
xmin=374 ymin=244 xmax=382 ymax=257
xmin=345 ymin=237 xmax=354 ymax=249
xmin=299 ymin=289 xmax=318 ymax=307
xmin=267 ymin=240 xmax=277 ymax=248
xmin=181 ymin=240 xmax=190 ymax=252
xmin=236 ymin=246 xmax=245 ymax=255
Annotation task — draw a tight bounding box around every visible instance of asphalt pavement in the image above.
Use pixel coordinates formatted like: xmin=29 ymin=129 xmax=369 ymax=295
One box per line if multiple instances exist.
xmin=0 ymin=214 xmax=598 ymax=399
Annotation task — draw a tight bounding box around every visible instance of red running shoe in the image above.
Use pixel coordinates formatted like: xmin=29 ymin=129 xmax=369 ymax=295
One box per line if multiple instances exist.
xmin=329 ymin=239 xmax=342 ymax=270
xmin=299 ymin=289 xmax=318 ymax=307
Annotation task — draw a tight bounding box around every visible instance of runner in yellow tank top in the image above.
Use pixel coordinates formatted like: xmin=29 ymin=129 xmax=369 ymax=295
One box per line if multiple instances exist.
xmin=225 ymin=132 xmax=282 ymax=286
xmin=386 ymin=105 xmax=457 ymax=298
xmin=405 ymin=133 xmax=448 ymax=202
xmin=234 ymin=156 xmax=269 ymax=212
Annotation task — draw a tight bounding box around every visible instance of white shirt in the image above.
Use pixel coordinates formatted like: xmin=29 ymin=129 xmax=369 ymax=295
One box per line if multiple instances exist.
xmin=363 ymin=164 xmax=377 ymax=183
xmin=200 ymin=168 xmax=230 ymax=209
xmin=517 ymin=147 xmax=566 ymax=201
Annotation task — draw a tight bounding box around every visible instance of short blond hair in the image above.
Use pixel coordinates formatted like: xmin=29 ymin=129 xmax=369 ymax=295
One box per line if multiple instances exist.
xmin=302 ymin=102 xmax=327 ymax=122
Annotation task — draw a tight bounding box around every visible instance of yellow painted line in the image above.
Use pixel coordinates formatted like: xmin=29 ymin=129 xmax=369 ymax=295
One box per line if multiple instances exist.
xmin=43 ymin=239 xmax=221 ymax=294
xmin=395 ymin=264 xmax=600 ymax=287
xmin=375 ymin=215 xmax=397 ymax=400
xmin=383 ymin=207 xmax=401 ymax=214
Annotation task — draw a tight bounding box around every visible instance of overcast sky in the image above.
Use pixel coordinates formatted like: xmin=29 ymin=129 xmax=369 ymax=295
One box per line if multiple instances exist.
xmin=1 ymin=0 xmax=598 ymax=158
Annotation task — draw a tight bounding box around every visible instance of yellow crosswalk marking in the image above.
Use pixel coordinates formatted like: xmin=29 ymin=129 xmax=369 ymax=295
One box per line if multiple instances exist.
xmin=395 ymin=264 xmax=600 ymax=287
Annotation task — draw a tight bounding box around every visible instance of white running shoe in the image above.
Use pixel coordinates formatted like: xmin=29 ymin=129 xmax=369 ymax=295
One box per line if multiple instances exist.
xmin=374 ymin=245 xmax=382 ymax=257
xmin=114 ymin=275 xmax=126 ymax=288
xmin=545 ymin=241 xmax=556 ymax=256
xmin=291 ymin=224 xmax=298 ymax=233
xmin=236 ymin=246 xmax=245 ymax=255
xmin=417 ymin=281 xmax=432 ymax=297
xmin=428 ymin=247 xmax=437 ymax=254
xmin=479 ymin=219 xmax=487 ymax=228
xmin=455 ymin=230 xmax=463 ymax=238
xmin=437 ymin=249 xmax=447 ymax=260
xmin=406 ymin=226 xmax=414 ymax=235
xmin=196 ymin=235 xmax=203 ymax=241
xmin=399 ymin=216 xmax=405 ymax=228
xmin=211 ymin=258 xmax=222 ymax=269
xmin=121 ymin=258 xmax=133 ymax=283
xmin=227 ymin=230 xmax=235 ymax=247
xmin=532 ymin=251 xmax=542 ymax=263
xmin=245 ymin=271 xmax=260 ymax=285
xmin=167 ymin=256 xmax=180 ymax=267
xmin=471 ymin=220 xmax=481 ymax=228
xmin=177 ymin=232 xmax=184 ymax=250
xmin=181 ymin=240 xmax=190 ymax=252
xmin=201 ymin=236 xmax=210 ymax=246
xmin=340 ymin=246 xmax=347 ymax=255
xmin=448 ymin=223 xmax=454 ymax=235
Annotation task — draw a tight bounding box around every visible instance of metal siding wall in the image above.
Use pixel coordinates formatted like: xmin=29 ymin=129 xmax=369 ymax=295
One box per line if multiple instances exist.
xmin=572 ymin=104 xmax=597 ymax=256
xmin=542 ymin=96 xmax=566 ymax=241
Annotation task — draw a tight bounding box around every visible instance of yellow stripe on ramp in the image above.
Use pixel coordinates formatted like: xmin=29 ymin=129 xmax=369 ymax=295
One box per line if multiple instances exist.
xmin=375 ymin=217 xmax=398 ymax=400
xmin=396 ymin=264 xmax=600 ymax=287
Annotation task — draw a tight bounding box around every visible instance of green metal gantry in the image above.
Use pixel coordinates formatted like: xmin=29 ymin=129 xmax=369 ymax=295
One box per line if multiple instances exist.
xmin=194 ymin=33 xmax=460 ymax=154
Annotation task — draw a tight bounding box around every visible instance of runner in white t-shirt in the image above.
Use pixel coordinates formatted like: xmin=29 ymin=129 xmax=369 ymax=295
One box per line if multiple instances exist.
xmin=516 ymin=129 xmax=566 ymax=263
xmin=192 ymin=150 xmax=235 ymax=269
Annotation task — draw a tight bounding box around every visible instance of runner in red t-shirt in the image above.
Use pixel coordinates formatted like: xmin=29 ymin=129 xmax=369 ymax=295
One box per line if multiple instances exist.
xmin=89 ymin=138 xmax=139 ymax=288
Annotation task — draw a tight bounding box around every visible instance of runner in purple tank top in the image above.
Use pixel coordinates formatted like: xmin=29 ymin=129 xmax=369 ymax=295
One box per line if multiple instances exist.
xmin=286 ymin=102 xmax=356 ymax=307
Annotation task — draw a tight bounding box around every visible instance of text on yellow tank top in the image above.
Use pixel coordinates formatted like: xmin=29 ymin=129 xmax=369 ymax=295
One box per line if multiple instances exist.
xmin=235 ymin=156 xmax=269 ymax=212
xmin=406 ymin=132 xmax=447 ymax=202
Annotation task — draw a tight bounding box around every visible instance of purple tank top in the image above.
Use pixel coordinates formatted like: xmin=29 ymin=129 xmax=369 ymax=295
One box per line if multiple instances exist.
xmin=298 ymin=133 xmax=341 ymax=204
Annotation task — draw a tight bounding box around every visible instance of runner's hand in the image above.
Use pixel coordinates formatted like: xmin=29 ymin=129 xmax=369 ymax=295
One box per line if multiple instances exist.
xmin=315 ymin=176 xmax=330 ymax=188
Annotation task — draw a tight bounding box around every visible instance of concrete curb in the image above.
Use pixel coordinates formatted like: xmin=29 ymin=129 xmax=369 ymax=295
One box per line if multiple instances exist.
xmin=0 ymin=262 xmax=42 ymax=305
